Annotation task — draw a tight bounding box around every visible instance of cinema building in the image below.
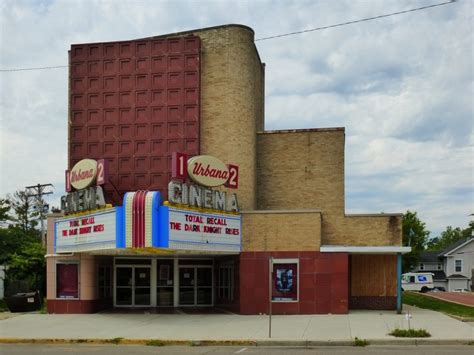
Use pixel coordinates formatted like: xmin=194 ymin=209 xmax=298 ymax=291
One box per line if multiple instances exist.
xmin=46 ymin=24 xmax=409 ymax=315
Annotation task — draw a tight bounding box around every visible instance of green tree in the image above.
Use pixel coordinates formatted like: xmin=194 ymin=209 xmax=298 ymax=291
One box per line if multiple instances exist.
xmin=0 ymin=198 xmax=12 ymax=226
xmin=8 ymin=190 xmax=39 ymax=235
xmin=426 ymin=221 xmax=473 ymax=251
xmin=402 ymin=210 xmax=430 ymax=272
xmin=1 ymin=190 xmax=45 ymax=295
xmin=0 ymin=227 xmax=46 ymax=295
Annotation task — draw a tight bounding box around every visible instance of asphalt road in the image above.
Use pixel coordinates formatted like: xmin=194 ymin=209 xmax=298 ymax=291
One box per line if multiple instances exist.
xmin=1 ymin=345 xmax=474 ymax=355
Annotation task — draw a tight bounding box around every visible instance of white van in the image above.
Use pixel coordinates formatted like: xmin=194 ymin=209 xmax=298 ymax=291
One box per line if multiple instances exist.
xmin=401 ymin=272 xmax=434 ymax=292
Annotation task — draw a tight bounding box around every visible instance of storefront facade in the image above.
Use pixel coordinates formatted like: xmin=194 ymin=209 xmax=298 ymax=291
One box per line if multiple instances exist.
xmin=46 ymin=24 xmax=409 ymax=314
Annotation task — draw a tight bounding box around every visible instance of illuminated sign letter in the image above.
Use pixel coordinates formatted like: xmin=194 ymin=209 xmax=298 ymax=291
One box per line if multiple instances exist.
xmin=228 ymin=193 xmax=239 ymax=212
xmin=168 ymin=181 xmax=182 ymax=204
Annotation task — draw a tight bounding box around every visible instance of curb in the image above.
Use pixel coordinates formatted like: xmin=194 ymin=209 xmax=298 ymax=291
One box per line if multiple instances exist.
xmin=0 ymin=338 xmax=473 ymax=346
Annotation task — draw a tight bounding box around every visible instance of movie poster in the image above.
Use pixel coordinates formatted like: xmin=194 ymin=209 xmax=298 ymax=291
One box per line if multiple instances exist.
xmin=272 ymin=263 xmax=298 ymax=301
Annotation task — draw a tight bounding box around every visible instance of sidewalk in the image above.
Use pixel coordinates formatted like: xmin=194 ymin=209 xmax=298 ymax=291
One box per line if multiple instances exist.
xmin=0 ymin=306 xmax=473 ymax=345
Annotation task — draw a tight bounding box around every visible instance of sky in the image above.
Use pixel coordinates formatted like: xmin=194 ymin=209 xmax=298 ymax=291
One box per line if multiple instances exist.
xmin=0 ymin=0 xmax=472 ymax=238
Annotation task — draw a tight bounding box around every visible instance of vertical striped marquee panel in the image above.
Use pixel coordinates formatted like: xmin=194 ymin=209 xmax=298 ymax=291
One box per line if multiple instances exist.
xmin=123 ymin=191 xmax=161 ymax=248
xmin=124 ymin=192 xmax=135 ymax=248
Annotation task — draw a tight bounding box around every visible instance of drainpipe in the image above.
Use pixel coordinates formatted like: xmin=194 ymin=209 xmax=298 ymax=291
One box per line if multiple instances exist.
xmin=396 ymin=253 xmax=402 ymax=314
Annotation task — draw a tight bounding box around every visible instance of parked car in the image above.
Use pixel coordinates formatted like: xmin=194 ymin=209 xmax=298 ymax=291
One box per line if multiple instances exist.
xmin=401 ymin=272 xmax=434 ymax=293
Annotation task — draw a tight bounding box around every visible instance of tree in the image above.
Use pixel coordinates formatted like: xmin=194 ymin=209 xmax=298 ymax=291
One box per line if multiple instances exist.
xmin=0 ymin=226 xmax=46 ymax=295
xmin=7 ymin=190 xmax=39 ymax=236
xmin=426 ymin=221 xmax=473 ymax=251
xmin=0 ymin=198 xmax=12 ymax=226
xmin=1 ymin=190 xmax=45 ymax=295
xmin=402 ymin=210 xmax=430 ymax=272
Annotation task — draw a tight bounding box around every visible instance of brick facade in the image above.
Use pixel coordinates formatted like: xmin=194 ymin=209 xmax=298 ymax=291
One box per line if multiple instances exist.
xmin=48 ymin=24 xmax=403 ymax=314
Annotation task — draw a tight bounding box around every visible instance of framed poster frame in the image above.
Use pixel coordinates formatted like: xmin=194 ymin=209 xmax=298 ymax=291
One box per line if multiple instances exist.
xmin=271 ymin=258 xmax=299 ymax=303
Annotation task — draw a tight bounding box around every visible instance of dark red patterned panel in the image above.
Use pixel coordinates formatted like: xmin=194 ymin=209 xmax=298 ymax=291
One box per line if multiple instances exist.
xmin=239 ymin=252 xmax=349 ymax=315
xmin=69 ymin=36 xmax=201 ymax=204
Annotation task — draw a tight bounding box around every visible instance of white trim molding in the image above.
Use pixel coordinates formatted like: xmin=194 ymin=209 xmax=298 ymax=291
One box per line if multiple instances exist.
xmin=443 ymin=238 xmax=474 ymax=257
xmin=320 ymin=245 xmax=411 ymax=254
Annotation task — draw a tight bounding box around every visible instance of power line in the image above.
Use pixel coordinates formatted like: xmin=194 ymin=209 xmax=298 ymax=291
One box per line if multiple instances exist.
xmin=255 ymin=0 xmax=456 ymax=41
xmin=0 ymin=0 xmax=456 ymax=72
xmin=0 ymin=65 xmax=68 ymax=72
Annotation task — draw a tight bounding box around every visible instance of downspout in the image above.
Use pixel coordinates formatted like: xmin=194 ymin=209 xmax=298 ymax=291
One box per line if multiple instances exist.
xmin=396 ymin=253 xmax=402 ymax=314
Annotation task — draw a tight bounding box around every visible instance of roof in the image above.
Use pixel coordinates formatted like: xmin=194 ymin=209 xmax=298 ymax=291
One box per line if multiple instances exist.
xmin=447 ymin=274 xmax=469 ymax=279
xmin=432 ymin=270 xmax=447 ymax=281
xmin=440 ymin=237 xmax=474 ymax=256
xmin=419 ymin=251 xmax=442 ymax=263
xmin=258 ymin=127 xmax=345 ymax=135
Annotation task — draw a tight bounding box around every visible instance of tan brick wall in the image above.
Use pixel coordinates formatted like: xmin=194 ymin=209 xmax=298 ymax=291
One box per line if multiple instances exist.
xmin=196 ymin=25 xmax=264 ymax=210
xmin=257 ymin=129 xmax=345 ymax=213
xmin=241 ymin=211 xmax=321 ymax=251
xmin=257 ymin=129 xmax=345 ymax=245
xmin=256 ymin=129 xmax=402 ymax=247
xmin=343 ymin=215 xmax=402 ymax=246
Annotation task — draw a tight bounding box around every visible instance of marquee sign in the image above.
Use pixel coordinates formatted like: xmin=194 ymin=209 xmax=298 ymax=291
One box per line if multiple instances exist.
xmin=157 ymin=206 xmax=241 ymax=252
xmin=55 ymin=208 xmax=119 ymax=253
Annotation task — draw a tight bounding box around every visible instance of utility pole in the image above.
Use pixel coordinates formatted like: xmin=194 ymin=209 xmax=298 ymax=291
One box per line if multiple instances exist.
xmin=25 ymin=183 xmax=54 ymax=246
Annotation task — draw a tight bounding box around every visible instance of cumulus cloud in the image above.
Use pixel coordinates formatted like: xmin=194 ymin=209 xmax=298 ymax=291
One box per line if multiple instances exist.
xmin=0 ymin=0 xmax=472 ymax=236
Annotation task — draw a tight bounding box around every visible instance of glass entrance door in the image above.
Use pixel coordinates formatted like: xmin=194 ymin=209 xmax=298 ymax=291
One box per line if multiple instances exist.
xmin=115 ymin=266 xmax=151 ymax=307
xmin=179 ymin=266 xmax=213 ymax=306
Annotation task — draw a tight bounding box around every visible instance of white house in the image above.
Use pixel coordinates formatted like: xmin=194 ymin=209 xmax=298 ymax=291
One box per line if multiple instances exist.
xmin=413 ymin=238 xmax=473 ymax=292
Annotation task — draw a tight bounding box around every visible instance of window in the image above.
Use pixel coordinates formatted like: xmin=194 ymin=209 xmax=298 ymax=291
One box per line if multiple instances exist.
xmin=98 ymin=266 xmax=111 ymax=299
xmin=455 ymin=260 xmax=462 ymax=273
xmin=218 ymin=264 xmax=234 ymax=302
xmin=56 ymin=263 xmax=79 ymax=299
xmin=271 ymin=258 xmax=299 ymax=302
xmin=419 ymin=263 xmax=424 ymax=270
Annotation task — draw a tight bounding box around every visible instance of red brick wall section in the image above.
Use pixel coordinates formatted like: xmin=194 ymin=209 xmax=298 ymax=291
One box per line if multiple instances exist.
xmin=69 ymin=36 xmax=201 ymax=204
xmin=239 ymin=252 xmax=348 ymax=315
xmin=47 ymin=299 xmax=110 ymax=314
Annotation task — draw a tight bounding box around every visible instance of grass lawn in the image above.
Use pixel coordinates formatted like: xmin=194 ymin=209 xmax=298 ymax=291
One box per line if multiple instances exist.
xmin=403 ymin=291 xmax=474 ymax=318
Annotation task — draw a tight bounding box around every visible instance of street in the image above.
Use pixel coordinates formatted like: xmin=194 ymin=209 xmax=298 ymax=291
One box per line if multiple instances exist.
xmin=1 ymin=345 xmax=474 ymax=355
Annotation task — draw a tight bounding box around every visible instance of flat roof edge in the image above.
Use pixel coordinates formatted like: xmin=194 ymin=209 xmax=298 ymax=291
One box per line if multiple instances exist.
xmin=258 ymin=127 xmax=345 ymax=135
xmin=143 ymin=24 xmax=255 ymax=40
xmin=345 ymin=213 xmax=403 ymax=217
xmin=70 ymin=24 xmax=255 ymax=47
xmin=241 ymin=209 xmax=322 ymax=214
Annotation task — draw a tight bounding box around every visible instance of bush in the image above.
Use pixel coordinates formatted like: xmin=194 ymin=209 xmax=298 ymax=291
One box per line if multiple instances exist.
xmin=108 ymin=337 xmax=124 ymax=344
xmin=353 ymin=337 xmax=369 ymax=346
xmin=389 ymin=328 xmax=431 ymax=338
xmin=146 ymin=340 xmax=164 ymax=346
